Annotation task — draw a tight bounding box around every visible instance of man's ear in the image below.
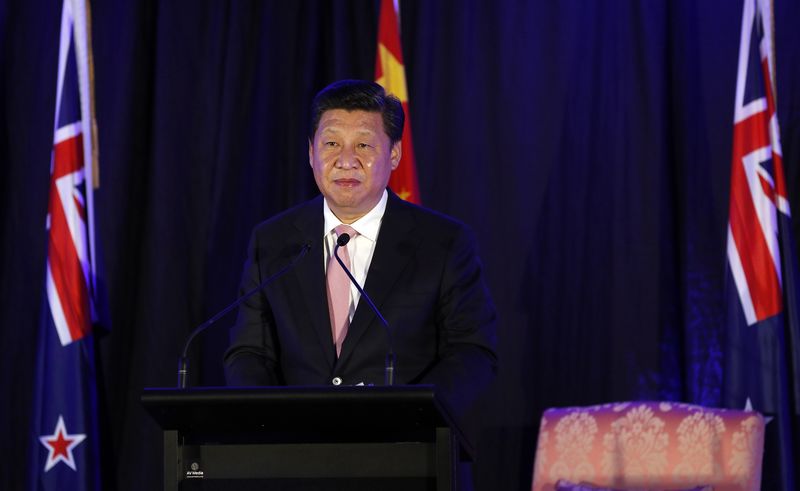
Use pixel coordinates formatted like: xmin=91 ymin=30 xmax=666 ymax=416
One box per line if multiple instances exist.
xmin=390 ymin=140 xmax=402 ymax=170
xmin=308 ymin=139 xmax=314 ymax=167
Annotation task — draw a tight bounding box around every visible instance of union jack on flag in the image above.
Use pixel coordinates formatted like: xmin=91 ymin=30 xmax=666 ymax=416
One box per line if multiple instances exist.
xmin=726 ymin=0 xmax=788 ymax=327
xmin=724 ymin=1 xmax=800 ymax=489
xmin=29 ymin=0 xmax=103 ymax=489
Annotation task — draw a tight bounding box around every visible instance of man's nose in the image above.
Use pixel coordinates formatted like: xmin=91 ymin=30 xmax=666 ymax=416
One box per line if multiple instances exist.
xmin=337 ymin=146 xmax=360 ymax=169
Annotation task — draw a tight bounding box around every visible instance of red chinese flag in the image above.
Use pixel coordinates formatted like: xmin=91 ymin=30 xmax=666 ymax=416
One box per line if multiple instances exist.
xmin=375 ymin=0 xmax=421 ymax=204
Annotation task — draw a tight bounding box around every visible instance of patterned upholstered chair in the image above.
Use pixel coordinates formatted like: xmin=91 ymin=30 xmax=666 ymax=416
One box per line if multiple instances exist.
xmin=531 ymin=401 xmax=765 ymax=491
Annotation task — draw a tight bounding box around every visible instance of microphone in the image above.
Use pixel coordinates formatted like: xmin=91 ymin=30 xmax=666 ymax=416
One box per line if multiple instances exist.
xmin=334 ymin=233 xmax=396 ymax=386
xmin=177 ymin=242 xmax=311 ymax=388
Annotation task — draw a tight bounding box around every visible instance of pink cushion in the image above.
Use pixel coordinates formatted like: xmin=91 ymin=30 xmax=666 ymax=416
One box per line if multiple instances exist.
xmin=531 ymin=402 xmax=764 ymax=491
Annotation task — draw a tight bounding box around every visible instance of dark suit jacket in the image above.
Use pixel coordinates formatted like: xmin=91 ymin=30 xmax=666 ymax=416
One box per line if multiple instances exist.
xmin=224 ymin=191 xmax=497 ymax=417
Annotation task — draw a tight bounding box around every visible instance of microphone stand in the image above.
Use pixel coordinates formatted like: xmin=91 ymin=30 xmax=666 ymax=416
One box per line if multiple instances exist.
xmin=333 ymin=234 xmax=396 ymax=386
xmin=177 ymin=243 xmax=310 ymax=388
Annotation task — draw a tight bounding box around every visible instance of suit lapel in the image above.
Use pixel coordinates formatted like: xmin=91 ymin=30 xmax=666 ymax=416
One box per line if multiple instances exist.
xmin=291 ymin=196 xmax=337 ymax=369
xmin=338 ymin=193 xmax=421 ymax=364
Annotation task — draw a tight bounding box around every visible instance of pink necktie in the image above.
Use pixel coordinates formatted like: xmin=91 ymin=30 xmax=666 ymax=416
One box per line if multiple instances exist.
xmin=327 ymin=225 xmax=357 ymax=356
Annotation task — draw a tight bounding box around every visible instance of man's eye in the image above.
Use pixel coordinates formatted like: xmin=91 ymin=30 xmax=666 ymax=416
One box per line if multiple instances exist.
xmin=357 ymin=143 xmax=372 ymax=149
xmin=324 ymin=141 xmax=339 ymax=147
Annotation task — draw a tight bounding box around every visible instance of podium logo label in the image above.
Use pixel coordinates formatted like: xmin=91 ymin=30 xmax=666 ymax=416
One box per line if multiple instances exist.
xmin=186 ymin=461 xmax=204 ymax=479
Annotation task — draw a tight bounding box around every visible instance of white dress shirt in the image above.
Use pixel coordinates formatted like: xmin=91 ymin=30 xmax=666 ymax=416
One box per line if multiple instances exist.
xmin=322 ymin=190 xmax=388 ymax=321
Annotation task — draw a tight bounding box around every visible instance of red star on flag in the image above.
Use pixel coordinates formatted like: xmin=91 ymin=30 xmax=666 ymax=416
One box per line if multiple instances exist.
xmin=39 ymin=415 xmax=87 ymax=472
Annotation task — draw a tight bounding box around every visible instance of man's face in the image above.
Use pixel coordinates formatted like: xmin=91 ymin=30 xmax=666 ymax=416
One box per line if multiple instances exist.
xmin=309 ymin=109 xmax=401 ymax=223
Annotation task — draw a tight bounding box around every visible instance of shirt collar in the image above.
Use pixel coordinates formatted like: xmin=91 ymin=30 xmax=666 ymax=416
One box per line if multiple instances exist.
xmin=322 ymin=189 xmax=388 ymax=242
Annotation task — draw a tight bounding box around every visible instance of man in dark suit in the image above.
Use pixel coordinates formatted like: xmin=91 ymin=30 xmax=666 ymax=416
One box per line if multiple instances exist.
xmin=224 ymin=79 xmax=497 ymax=421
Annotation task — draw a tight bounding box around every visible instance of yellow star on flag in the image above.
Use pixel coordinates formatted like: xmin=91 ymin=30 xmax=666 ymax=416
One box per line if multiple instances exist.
xmin=376 ymin=43 xmax=408 ymax=103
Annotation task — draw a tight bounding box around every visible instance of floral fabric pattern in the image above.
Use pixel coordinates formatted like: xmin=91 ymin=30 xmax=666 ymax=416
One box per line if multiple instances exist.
xmin=673 ymin=411 xmax=725 ymax=480
xmin=600 ymin=404 xmax=668 ymax=480
xmin=549 ymin=411 xmax=599 ymax=482
xmin=728 ymin=416 xmax=764 ymax=491
xmin=531 ymin=402 xmax=765 ymax=491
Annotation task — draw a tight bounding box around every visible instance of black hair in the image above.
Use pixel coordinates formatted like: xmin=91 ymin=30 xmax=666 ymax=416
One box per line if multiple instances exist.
xmin=309 ymin=79 xmax=404 ymax=144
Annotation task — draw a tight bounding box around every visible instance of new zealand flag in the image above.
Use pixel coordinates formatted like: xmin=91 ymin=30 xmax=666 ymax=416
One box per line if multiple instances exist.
xmin=724 ymin=1 xmax=800 ymax=489
xmin=28 ymin=1 xmax=102 ymax=489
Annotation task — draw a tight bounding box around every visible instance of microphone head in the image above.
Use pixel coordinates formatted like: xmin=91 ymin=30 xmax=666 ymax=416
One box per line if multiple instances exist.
xmin=336 ymin=233 xmax=351 ymax=247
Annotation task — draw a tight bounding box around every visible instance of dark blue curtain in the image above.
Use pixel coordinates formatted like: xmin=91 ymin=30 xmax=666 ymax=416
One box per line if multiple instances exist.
xmin=2 ymin=1 xmax=799 ymax=490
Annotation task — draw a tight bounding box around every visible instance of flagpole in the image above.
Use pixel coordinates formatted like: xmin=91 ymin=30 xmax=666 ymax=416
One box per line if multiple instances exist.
xmin=84 ymin=0 xmax=100 ymax=191
xmin=72 ymin=0 xmax=100 ymax=306
xmin=767 ymin=0 xmax=775 ymax=93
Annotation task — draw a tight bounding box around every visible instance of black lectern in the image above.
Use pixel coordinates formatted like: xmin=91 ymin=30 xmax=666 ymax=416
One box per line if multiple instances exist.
xmin=141 ymin=385 xmax=469 ymax=491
